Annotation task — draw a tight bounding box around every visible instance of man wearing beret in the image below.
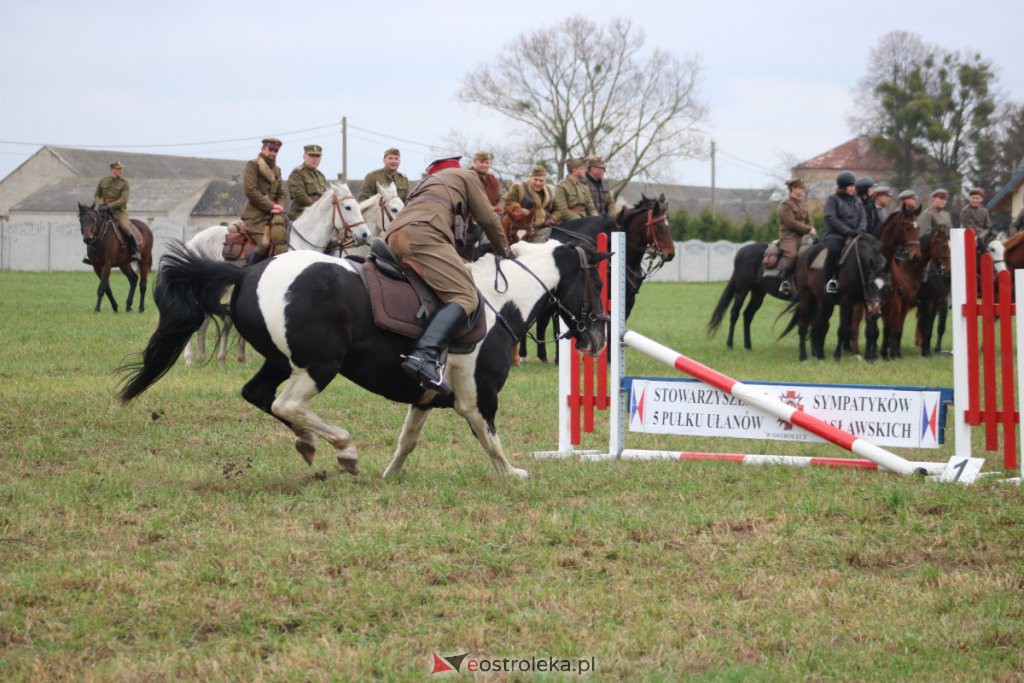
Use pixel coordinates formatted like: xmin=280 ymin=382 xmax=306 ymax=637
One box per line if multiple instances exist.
xmin=776 ymin=178 xmax=815 ymax=295
xmin=471 ymin=150 xmax=502 ymax=211
xmin=241 ymin=137 xmax=288 ymax=265
xmin=553 ymin=158 xmax=597 ymax=223
xmin=287 ymin=144 xmax=328 ymax=219
xmin=503 ymin=165 xmax=557 ymax=242
xmin=385 ymin=156 xmax=511 ymax=396
xmin=359 ymin=148 xmax=409 ymax=202
xmin=960 ymin=188 xmax=993 ymax=241
xmin=93 ymin=161 xmax=140 ymax=261
xmin=583 ymin=156 xmax=615 ymax=217
xmin=919 ymin=188 xmax=952 ymax=236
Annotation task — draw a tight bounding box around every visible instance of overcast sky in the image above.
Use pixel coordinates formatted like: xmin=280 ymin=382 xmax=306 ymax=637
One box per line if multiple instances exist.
xmin=1 ymin=0 xmax=1020 ymax=191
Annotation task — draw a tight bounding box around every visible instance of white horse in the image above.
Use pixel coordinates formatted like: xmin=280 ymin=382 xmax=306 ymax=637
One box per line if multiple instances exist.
xmin=348 ymin=181 xmax=404 ymax=258
xmin=182 ymin=183 xmax=369 ymax=365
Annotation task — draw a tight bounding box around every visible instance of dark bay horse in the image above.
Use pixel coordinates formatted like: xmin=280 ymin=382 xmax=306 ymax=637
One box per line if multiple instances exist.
xmin=524 ymin=194 xmax=676 ymax=362
xmin=78 ymin=204 xmax=153 ymax=313
xmin=915 ymin=230 xmax=952 ymax=356
xmin=706 ymin=242 xmax=790 ymax=350
xmin=878 ymin=205 xmax=923 ymax=359
xmin=783 ymin=235 xmax=890 ymax=361
xmin=119 ymin=240 xmax=608 ymax=479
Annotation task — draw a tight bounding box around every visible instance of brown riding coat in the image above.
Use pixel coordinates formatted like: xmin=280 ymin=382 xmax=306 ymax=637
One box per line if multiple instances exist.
xmin=386 ymin=169 xmax=510 ymax=315
xmin=777 ymin=195 xmax=813 ymax=262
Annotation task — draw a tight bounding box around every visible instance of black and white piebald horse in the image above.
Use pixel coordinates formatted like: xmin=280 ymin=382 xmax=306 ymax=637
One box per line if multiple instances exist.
xmin=118 ymin=241 xmax=609 ymax=479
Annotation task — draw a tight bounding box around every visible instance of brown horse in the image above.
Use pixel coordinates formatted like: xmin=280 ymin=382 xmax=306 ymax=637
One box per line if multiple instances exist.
xmin=501 ymin=201 xmax=535 ymax=245
xmin=915 ymin=229 xmax=951 ymax=356
xmin=878 ymin=205 xmax=924 ymax=359
xmin=78 ymin=203 xmax=153 ymax=313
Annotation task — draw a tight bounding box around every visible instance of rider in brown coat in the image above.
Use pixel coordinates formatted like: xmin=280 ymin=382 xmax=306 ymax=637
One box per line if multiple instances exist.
xmin=386 ymin=157 xmax=511 ymax=396
xmin=777 ymin=178 xmax=815 ymax=295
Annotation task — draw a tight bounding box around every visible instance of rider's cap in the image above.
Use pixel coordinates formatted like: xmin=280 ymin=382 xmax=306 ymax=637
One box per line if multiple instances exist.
xmin=898 ymin=189 xmax=917 ymax=200
xmin=785 ymin=177 xmax=805 ymax=189
xmin=425 ymin=156 xmax=462 ymax=174
xmin=473 ymin=150 xmax=492 ymax=162
xmin=586 ymin=156 xmax=607 ymax=169
xmin=874 ymin=185 xmax=891 ymax=196
xmin=304 ymin=144 xmax=322 ymax=156
xmin=529 ymin=164 xmax=548 ymax=178
xmin=109 ymin=161 xmax=123 ymax=169
xmin=969 ymin=187 xmax=985 ymax=197
xmin=384 ymin=147 xmax=401 ymax=157
xmin=931 ymin=188 xmax=949 ymax=198
xmin=261 ymin=137 xmax=283 ymax=147
xmin=565 ymin=157 xmax=585 ymax=172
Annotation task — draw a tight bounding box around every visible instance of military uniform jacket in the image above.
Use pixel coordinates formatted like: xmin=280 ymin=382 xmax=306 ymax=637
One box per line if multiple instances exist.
xmin=583 ymin=173 xmax=614 ymax=216
xmin=477 ymin=171 xmax=502 ymax=208
xmin=94 ymin=176 xmax=130 ymax=215
xmin=288 ymin=164 xmax=327 ymax=218
xmin=503 ymin=182 xmax=556 ymax=227
xmin=553 ymin=176 xmax=598 ymax=223
xmin=241 ymin=155 xmax=286 ymax=225
xmin=389 ymin=168 xmax=509 ymax=255
xmin=777 ymin=196 xmax=813 ymax=258
xmin=919 ymin=207 xmax=952 ymax=235
xmin=960 ymin=205 xmax=992 ymax=232
xmin=359 ymin=167 xmax=410 ymax=202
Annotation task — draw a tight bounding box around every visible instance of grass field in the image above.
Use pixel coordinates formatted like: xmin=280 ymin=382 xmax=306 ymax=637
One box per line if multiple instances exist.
xmin=1 ymin=271 xmax=1022 ymax=681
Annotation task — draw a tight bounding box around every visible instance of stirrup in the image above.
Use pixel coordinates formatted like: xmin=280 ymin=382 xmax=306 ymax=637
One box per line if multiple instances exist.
xmin=400 ymin=354 xmax=452 ymax=397
xmin=825 ymin=279 xmax=839 ymax=294
xmin=778 ymin=280 xmax=791 ymax=295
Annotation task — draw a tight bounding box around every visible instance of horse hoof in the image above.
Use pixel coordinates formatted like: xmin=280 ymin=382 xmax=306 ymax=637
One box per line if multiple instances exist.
xmin=126 ymin=307 xmax=133 ymax=313
xmin=295 ymin=438 xmax=316 ymax=465
xmin=510 ymin=467 xmax=529 ymax=479
xmin=337 ymin=457 xmax=359 ymax=476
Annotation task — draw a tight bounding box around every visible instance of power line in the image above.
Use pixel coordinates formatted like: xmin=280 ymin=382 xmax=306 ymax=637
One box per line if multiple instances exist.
xmin=717 ymin=148 xmax=775 ymax=174
xmin=0 ymin=122 xmax=340 ymax=150
xmin=347 ymin=124 xmax=437 ymax=152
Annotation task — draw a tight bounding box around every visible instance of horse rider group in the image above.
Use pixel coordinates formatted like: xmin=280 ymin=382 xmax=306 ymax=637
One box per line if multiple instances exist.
xmin=776 ymin=170 xmax=996 ymax=296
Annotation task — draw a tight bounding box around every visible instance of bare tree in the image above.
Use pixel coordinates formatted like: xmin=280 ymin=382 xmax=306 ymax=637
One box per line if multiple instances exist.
xmin=458 ymin=16 xmax=707 ymax=194
xmin=848 ymin=31 xmax=936 ymax=134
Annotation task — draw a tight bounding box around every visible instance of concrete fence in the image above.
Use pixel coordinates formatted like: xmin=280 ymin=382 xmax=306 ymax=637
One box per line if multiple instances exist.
xmin=0 ymin=221 xmax=755 ymax=282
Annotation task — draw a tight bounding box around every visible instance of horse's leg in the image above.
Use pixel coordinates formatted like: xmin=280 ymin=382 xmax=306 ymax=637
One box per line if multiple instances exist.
xmin=894 ymin=307 xmax=909 ymax=359
xmin=236 ymin=326 xmax=246 ymax=363
xmin=120 ymin=262 xmax=138 ymax=313
xmin=450 ymin=362 xmax=527 ymax=478
xmin=272 ymin=366 xmax=358 ymax=474
xmin=742 ymin=288 xmax=765 ymax=351
xmin=726 ymin=287 xmax=747 ymax=350
xmin=241 ymin=359 xmax=292 ymax=423
xmin=935 ymin=301 xmax=948 ymax=352
xmin=216 ymin=318 xmax=230 ymax=364
xmin=812 ymin=301 xmax=832 ymax=360
xmin=381 ymin=405 xmax=432 ymax=479
xmin=848 ymin=305 xmax=863 ymax=355
xmin=881 ymin=311 xmax=894 ymax=360
xmin=96 ymin=264 xmax=118 ymax=313
xmin=865 ymin=313 xmax=880 ymax=362
xmin=535 ymin=310 xmax=551 ymax=363
xmin=184 ymin=317 xmax=209 ymax=366
xmin=833 ymin=304 xmax=850 ymax=361
xmin=918 ymin=305 xmax=933 ymax=357
xmin=137 ymin=260 xmax=149 ymax=313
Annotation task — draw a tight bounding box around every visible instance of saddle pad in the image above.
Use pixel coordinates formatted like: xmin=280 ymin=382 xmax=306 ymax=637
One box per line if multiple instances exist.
xmin=810 ymin=248 xmax=827 ymax=271
xmin=363 ymin=261 xmax=486 ymax=353
xmin=762 ymin=242 xmax=780 ymax=269
xmin=222 ymin=232 xmax=256 ymax=261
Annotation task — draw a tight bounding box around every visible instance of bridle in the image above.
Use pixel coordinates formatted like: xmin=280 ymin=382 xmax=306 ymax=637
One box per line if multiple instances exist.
xmin=621 ymin=202 xmax=670 ymax=283
xmin=486 ymin=246 xmax=608 ymax=345
xmin=892 ymin=215 xmax=921 ymax=263
xmin=81 ymin=209 xmax=111 ymax=245
xmin=289 ymin=192 xmax=367 ymax=253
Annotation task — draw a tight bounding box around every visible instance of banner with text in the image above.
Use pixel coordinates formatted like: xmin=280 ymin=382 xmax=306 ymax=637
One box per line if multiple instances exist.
xmin=627 ymin=379 xmax=945 ymax=448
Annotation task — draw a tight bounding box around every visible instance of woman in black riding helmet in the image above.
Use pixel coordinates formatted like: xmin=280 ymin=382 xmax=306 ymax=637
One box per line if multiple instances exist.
xmin=822 ymin=171 xmax=867 ymax=294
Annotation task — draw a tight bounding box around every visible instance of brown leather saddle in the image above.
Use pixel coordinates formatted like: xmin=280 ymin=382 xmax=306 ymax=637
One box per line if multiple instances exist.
xmin=222 ymin=220 xmax=258 ymax=261
xmin=360 ymin=238 xmax=486 ymax=354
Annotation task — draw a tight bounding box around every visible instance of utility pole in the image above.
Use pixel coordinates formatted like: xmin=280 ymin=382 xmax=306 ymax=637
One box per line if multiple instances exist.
xmin=341 ymin=116 xmax=348 ymax=183
xmin=710 ymin=139 xmax=716 ymax=215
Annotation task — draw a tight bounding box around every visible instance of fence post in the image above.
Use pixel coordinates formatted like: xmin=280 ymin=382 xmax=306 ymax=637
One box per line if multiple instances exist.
xmin=951 ymin=229 xmax=971 ymax=458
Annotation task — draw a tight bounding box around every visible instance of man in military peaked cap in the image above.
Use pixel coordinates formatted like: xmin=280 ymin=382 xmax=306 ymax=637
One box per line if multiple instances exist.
xmin=359 ymin=148 xmax=409 ymax=202
xmin=553 ymin=158 xmax=597 ymax=223
xmin=241 ymin=138 xmax=287 ymax=264
xmin=288 ymin=144 xmax=328 ymax=219
xmin=93 ymin=161 xmax=140 ymax=260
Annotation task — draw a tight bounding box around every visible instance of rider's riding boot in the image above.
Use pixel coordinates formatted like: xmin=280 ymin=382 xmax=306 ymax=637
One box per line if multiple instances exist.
xmin=825 ymin=278 xmax=839 ymax=294
xmin=400 ymin=302 xmax=467 ymax=398
xmin=777 ymin=267 xmax=791 ymax=296
xmin=124 ymin=233 xmax=142 ymax=261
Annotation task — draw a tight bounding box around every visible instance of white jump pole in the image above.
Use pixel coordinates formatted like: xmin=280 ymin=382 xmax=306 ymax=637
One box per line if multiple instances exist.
xmin=950 ymin=228 xmax=972 ymax=459
xmin=606 ymin=231 xmax=925 ymax=477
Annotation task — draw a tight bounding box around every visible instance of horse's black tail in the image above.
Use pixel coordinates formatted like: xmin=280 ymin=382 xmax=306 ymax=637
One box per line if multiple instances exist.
xmin=118 ymin=242 xmax=245 ymax=402
xmin=706 ymin=276 xmax=737 ymax=338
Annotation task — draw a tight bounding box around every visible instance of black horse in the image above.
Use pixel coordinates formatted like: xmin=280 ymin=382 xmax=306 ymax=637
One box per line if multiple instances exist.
xmin=78 ymin=203 xmax=153 ymax=313
xmin=706 ymin=242 xmax=790 ymax=350
xmin=915 ymin=230 xmax=952 ymax=356
xmin=119 ymin=240 xmax=608 ymax=479
xmin=523 ymin=194 xmax=676 ymax=362
xmin=781 ymin=235 xmax=890 ymax=362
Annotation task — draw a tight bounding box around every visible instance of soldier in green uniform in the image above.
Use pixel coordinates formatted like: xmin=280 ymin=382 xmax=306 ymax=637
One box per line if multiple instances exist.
xmin=503 ymin=165 xmax=556 ymax=242
xmin=288 ymin=144 xmax=328 ymax=219
xmin=553 ymin=158 xmax=597 ymax=223
xmin=358 ymin=147 xmax=409 ymax=202
xmin=241 ymin=137 xmax=288 ymax=265
xmin=777 ymin=178 xmax=815 ymax=295
xmin=386 ymin=156 xmax=510 ymax=396
xmin=93 ymin=161 xmax=140 ymax=260
xmin=960 ymin=187 xmax=993 ymax=241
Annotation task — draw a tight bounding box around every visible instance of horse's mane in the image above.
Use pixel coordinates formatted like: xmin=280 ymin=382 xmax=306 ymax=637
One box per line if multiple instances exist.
xmin=1004 ymin=230 xmax=1024 ymax=251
